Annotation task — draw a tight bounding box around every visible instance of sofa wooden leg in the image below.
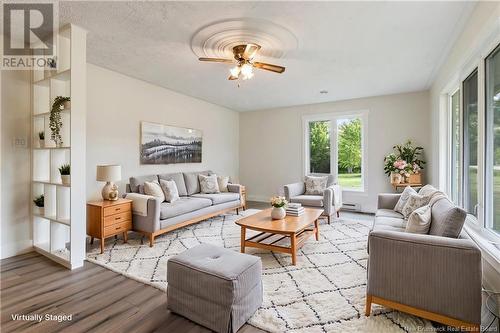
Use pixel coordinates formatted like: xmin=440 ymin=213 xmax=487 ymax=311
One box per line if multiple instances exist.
xmin=365 ymin=295 xmax=372 ymax=316
xmin=236 ymin=208 xmax=239 ymax=215
xmin=149 ymin=234 xmax=154 ymax=247
xmin=327 ymin=215 xmax=331 ymax=224
xmin=336 ymin=211 xmax=340 ymax=218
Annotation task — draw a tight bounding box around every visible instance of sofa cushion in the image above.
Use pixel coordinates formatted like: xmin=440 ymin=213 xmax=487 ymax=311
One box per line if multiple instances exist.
xmin=199 ymin=174 xmax=220 ymax=194
xmin=183 ymin=171 xmax=211 ymax=195
xmin=375 ymin=209 xmax=404 ymax=219
xmin=418 ymin=184 xmax=438 ymax=197
xmin=191 ymin=193 xmax=240 ymax=205
xmin=429 ymin=198 xmax=467 ymax=238
xmin=160 ymin=179 xmax=179 ymax=203
xmin=160 ymin=197 xmax=212 ymax=220
xmin=406 ymin=204 xmax=432 ymax=234
xmin=374 ymin=216 xmax=407 ymax=229
xmin=304 ymin=175 xmax=328 ymax=195
xmin=290 ymin=195 xmax=323 ymax=207
xmin=144 ymin=181 xmax=165 ymax=202
xmin=129 ymin=175 xmax=159 ymax=193
xmin=158 ymin=172 xmax=187 ymax=196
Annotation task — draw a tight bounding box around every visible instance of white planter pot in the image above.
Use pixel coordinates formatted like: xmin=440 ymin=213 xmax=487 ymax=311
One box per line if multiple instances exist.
xmin=39 ymin=139 xmax=45 ymax=148
xmin=390 ymin=172 xmax=402 ymax=185
xmin=271 ymin=207 xmax=286 ymax=220
xmin=62 ymin=100 xmax=71 ymax=109
xmin=61 ymin=174 xmax=71 ymax=186
xmin=34 ymin=206 xmax=44 ymax=215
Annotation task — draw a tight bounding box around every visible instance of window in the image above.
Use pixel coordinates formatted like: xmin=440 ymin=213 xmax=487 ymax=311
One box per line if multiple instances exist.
xmin=309 ymin=121 xmax=331 ymax=173
xmin=450 ymin=90 xmax=461 ymax=204
xmin=304 ymin=112 xmax=366 ymax=191
xmin=463 ymin=69 xmax=478 ymax=216
xmin=485 ymin=43 xmax=500 ymax=234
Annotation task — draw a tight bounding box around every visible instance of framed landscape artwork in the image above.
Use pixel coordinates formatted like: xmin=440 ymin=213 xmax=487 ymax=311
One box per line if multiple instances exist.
xmin=140 ymin=122 xmax=202 ymax=164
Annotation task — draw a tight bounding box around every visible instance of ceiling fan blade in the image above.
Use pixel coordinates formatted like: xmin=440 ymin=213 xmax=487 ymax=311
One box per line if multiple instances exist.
xmin=199 ymin=57 xmax=234 ymax=64
xmin=243 ymin=44 xmax=261 ymax=60
xmin=228 ymin=75 xmax=238 ymax=80
xmin=253 ymin=62 xmax=286 ymax=74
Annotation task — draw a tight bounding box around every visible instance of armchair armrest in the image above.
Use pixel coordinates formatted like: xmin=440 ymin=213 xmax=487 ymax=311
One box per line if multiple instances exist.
xmin=323 ymin=184 xmax=342 ymax=215
xmin=377 ymin=193 xmax=401 ymax=210
xmin=227 ymin=183 xmax=242 ymax=193
xmin=284 ymin=182 xmax=305 ymax=201
xmin=124 ymin=193 xmax=161 ymax=233
xmin=367 ymin=230 xmax=482 ymax=324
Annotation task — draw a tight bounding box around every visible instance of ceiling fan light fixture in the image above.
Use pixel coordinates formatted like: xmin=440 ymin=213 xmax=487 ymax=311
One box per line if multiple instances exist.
xmin=230 ymin=66 xmax=241 ymax=77
xmin=240 ymin=63 xmax=253 ymax=77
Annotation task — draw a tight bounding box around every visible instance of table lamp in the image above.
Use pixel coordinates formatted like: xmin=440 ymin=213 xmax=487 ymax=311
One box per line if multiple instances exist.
xmin=96 ymin=165 xmax=121 ymax=201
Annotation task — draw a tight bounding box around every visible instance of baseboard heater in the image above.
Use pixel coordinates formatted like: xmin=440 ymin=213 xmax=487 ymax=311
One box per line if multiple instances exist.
xmin=341 ymin=203 xmax=361 ymax=212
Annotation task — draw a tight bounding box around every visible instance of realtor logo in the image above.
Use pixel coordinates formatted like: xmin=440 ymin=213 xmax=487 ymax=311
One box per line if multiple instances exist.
xmin=2 ymin=2 xmax=58 ymax=69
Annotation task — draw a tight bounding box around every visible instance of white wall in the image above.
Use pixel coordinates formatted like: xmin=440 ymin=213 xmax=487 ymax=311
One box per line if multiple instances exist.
xmin=239 ymin=91 xmax=430 ymax=213
xmin=86 ymin=64 xmax=240 ymax=200
xmin=1 ymin=70 xmax=33 ymax=258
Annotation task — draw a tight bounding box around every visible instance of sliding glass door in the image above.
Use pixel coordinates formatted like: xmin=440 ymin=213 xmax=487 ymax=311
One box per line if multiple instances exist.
xmin=463 ymin=69 xmax=478 ymax=216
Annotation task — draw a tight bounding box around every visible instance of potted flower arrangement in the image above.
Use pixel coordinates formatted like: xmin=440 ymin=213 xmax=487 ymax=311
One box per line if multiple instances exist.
xmin=270 ymin=196 xmax=288 ymax=220
xmin=50 ymin=96 xmax=70 ymax=147
xmin=59 ymin=163 xmax=70 ymax=185
xmin=33 ymin=194 xmax=44 ymax=215
xmin=384 ymin=140 xmax=425 ymax=184
xmin=38 ymin=131 xmax=45 ymax=148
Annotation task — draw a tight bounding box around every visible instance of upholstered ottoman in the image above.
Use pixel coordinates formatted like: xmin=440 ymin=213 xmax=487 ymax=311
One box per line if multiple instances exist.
xmin=167 ymin=243 xmax=262 ymax=333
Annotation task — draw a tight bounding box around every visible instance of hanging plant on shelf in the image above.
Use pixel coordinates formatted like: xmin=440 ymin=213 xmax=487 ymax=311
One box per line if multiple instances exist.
xmin=49 ymin=96 xmax=70 ymax=147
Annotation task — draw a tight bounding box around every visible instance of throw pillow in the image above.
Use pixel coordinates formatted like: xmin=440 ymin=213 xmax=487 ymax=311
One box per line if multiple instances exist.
xmin=143 ymin=181 xmax=165 ymax=202
xmin=418 ymin=184 xmax=438 ymax=197
xmin=160 ymin=179 xmax=179 ymax=203
xmin=406 ymin=205 xmax=432 ymax=234
xmin=199 ymin=174 xmax=220 ymax=194
xmin=394 ymin=186 xmax=418 ymax=213
xmin=217 ymin=176 xmax=229 ymax=193
xmin=305 ymin=176 xmax=328 ymax=195
xmin=401 ymin=193 xmax=432 ymax=219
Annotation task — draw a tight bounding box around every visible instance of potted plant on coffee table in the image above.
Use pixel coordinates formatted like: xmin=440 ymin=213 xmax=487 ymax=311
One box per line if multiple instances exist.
xmin=270 ymin=196 xmax=288 ymax=220
xmin=59 ymin=163 xmax=70 ymax=185
xmin=33 ymin=194 xmax=44 ymax=215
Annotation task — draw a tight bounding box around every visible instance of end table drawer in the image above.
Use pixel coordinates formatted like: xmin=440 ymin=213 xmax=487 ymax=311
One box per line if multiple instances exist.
xmin=104 ymin=203 xmax=131 ymax=217
xmin=104 ymin=211 xmax=132 ymax=226
xmin=104 ymin=220 xmax=132 ymax=237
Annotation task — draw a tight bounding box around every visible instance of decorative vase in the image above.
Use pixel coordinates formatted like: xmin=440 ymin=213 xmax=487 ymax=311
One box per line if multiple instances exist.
xmin=271 ymin=206 xmax=286 ymax=220
xmin=39 ymin=139 xmax=45 ymax=148
xmin=390 ymin=172 xmax=402 ymax=185
xmin=61 ymin=174 xmax=71 ymax=186
xmin=62 ymin=100 xmax=71 ymax=109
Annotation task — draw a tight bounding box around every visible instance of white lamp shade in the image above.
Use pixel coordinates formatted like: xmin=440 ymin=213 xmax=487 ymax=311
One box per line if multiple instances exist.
xmin=96 ymin=165 xmax=121 ymax=182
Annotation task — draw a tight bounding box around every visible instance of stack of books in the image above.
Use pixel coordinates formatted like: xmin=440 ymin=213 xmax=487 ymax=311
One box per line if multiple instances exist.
xmin=286 ymin=203 xmax=305 ymax=216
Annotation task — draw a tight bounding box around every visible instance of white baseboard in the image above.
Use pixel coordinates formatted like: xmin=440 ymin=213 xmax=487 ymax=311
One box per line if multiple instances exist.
xmin=1 ymin=240 xmax=33 ymax=259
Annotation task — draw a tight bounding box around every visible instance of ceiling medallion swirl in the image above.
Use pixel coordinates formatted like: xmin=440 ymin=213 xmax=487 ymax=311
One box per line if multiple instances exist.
xmin=191 ymin=18 xmax=298 ymax=60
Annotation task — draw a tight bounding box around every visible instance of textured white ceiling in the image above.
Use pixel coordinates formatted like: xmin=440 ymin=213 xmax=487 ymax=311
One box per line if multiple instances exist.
xmin=60 ymin=1 xmax=475 ymax=111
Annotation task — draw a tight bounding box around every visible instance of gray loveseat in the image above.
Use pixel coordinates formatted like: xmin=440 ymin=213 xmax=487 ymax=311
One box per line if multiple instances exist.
xmin=125 ymin=171 xmax=244 ymax=246
xmin=365 ymin=190 xmax=482 ymax=331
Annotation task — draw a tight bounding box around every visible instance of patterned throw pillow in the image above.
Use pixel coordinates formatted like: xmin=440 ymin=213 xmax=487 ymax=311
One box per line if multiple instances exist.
xmin=217 ymin=176 xmax=229 ymax=193
xmin=401 ymin=193 xmax=432 ymax=219
xmin=199 ymin=174 xmax=220 ymax=194
xmin=394 ymin=186 xmax=417 ymax=214
xmin=305 ymin=176 xmax=328 ymax=195
xmin=143 ymin=181 xmax=165 ymax=202
xmin=406 ymin=204 xmax=432 ymax=234
xmin=160 ymin=179 xmax=179 ymax=203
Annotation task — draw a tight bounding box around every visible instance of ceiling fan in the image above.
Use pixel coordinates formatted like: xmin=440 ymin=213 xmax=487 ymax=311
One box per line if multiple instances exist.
xmin=198 ymin=43 xmax=285 ymax=82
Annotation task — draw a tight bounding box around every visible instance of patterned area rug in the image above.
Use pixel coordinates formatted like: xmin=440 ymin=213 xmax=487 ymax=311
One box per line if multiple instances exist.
xmin=86 ymin=209 xmax=432 ymax=333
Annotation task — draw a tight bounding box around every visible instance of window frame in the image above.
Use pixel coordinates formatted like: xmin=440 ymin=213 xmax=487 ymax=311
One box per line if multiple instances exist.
xmin=302 ymin=110 xmax=368 ymax=192
xmin=447 ymin=87 xmax=462 ymax=205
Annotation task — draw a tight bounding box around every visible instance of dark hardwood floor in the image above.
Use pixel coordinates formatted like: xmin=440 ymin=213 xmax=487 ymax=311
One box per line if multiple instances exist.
xmin=1 ymin=202 xmax=498 ymax=333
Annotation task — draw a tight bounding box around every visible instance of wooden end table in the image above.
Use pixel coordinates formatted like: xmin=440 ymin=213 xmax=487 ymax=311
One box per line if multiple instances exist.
xmin=87 ymin=198 xmax=132 ymax=254
xmin=236 ymin=208 xmax=323 ymax=265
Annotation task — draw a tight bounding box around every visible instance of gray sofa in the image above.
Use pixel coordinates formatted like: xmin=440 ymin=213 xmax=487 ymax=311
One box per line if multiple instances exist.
xmin=125 ymin=171 xmax=244 ymax=246
xmin=366 ymin=191 xmax=482 ymax=331
xmin=284 ymin=174 xmax=342 ymax=223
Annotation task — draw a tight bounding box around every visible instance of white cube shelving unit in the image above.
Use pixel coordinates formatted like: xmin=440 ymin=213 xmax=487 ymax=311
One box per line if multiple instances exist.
xmin=31 ymin=25 xmax=87 ymax=269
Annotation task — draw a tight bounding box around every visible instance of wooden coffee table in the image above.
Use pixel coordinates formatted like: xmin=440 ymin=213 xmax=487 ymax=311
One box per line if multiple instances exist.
xmin=236 ymin=208 xmax=323 ymax=265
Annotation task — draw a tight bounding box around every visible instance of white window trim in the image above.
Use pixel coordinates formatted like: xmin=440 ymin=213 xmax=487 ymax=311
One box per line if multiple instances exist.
xmin=302 ymin=110 xmax=368 ymax=192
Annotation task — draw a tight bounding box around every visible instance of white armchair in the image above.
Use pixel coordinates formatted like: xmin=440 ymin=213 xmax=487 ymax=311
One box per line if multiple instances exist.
xmin=284 ymin=174 xmax=342 ymax=223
